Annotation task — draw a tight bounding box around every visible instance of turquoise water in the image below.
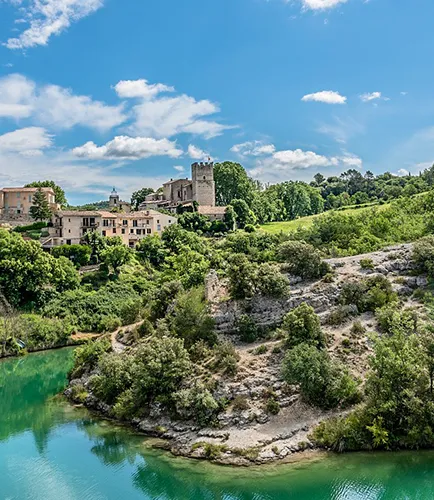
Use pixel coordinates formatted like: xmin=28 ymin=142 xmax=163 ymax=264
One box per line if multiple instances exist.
xmin=2 ymin=350 xmax=434 ymax=499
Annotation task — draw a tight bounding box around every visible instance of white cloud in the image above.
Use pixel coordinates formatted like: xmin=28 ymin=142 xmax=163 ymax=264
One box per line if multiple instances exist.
xmin=301 ymin=90 xmax=347 ymax=104
xmin=249 ymin=147 xmax=362 ymax=181
xmin=188 ymin=144 xmax=209 ymax=160
xmin=359 ymin=91 xmax=385 ymax=102
xmin=231 ymin=141 xmax=276 ymax=157
xmin=400 ymin=91 xmax=408 ymax=96
xmin=5 ymin=0 xmax=104 ymax=50
xmin=72 ymin=135 xmax=183 ymax=160
xmin=174 ymin=165 xmax=185 ymax=172
xmin=302 ymin=0 xmax=347 ymax=9
xmin=114 ymin=79 xmax=174 ymax=99
xmin=0 ymin=127 xmax=53 ymax=156
xmin=0 ymin=73 xmax=126 ymax=131
xmin=398 ymin=168 xmax=409 ymax=176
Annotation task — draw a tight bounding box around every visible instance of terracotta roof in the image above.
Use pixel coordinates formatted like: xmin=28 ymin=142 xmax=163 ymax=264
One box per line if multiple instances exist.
xmin=55 ymin=210 xmax=116 ymax=218
xmin=163 ymin=178 xmax=192 ymax=186
xmin=1 ymin=187 xmax=55 ymax=193
xmin=198 ymin=206 xmax=227 ymax=215
xmin=119 ymin=210 xmax=177 ymax=219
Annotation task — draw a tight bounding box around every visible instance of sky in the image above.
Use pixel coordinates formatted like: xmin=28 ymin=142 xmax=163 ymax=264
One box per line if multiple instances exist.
xmin=0 ymin=0 xmax=434 ymax=204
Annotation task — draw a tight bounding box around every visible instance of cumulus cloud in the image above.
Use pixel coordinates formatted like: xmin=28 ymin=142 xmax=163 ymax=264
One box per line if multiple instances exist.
xmin=5 ymin=0 xmax=104 ymax=49
xmin=114 ymin=79 xmax=174 ymax=99
xmin=249 ymin=147 xmax=362 ymax=181
xmin=398 ymin=168 xmax=409 ymax=176
xmin=72 ymin=136 xmax=183 ymax=160
xmin=174 ymin=165 xmax=185 ymax=172
xmin=0 ymin=73 xmax=126 ymax=131
xmin=0 ymin=127 xmax=53 ymax=156
xmin=116 ymin=78 xmax=233 ymax=139
xmin=302 ymin=0 xmax=348 ymax=9
xmin=301 ymin=90 xmax=347 ymax=104
xmin=188 ymin=144 xmax=210 ymax=160
xmin=231 ymin=141 xmax=276 ymax=157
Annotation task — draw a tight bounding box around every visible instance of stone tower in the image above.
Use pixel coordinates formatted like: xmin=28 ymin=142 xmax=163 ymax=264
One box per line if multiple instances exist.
xmin=192 ymin=162 xmax=215 ymax=207
xmin=109 ymin=187 xmax=119 ymax=209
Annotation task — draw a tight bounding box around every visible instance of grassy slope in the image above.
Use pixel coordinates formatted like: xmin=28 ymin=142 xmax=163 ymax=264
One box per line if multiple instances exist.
xmin=260 ymin=203 xmax=391 ymax=234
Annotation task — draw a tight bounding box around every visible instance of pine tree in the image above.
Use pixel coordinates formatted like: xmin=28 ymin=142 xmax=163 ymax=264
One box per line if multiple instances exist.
xmin=30 ymin=188 xmax=52 ymax=221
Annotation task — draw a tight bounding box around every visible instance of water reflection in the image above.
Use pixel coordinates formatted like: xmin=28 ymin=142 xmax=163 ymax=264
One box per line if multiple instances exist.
xmin=3 ymin=349 xmax=434 ymax=499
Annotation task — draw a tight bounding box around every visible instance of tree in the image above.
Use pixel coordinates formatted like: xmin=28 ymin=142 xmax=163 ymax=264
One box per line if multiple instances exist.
xmin=223 ymin=206 xmax=236 ymax=231
xmin=178 ymin=212 xmax=210 ymax=232
xmin=136 ymin=236 xmax=168 ymax=268
xmin=82 ymin=231 xmax=107 ymax=263
xmin=169 ymin=287 xmax=216 ymax=349
xmin=282 ymin=343 xmax=359 ymax=409
xmin=277 ymin=240 xmax=329 ymax=278
xmin=214 ymin=162 xmax=256 ymax=206
xmin=281 ymin=303 xmax=325 ymax=348
xmin=131 ymin=187 xmax=154 ymax=210
xmin=229 ymin=199 xmax=256 ymax=229
xmin=51 ymin=244 xmax=91 ymax=268
xmin=100 ymin=245 xmax=132 ymax=275
xmin=25 ymin=180 xmax=67 ymax=207
xmin=29 ymin=188 xmax=52 ymax=221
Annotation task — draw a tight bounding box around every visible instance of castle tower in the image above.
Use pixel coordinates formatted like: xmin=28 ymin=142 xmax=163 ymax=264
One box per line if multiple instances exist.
xmin=109 ymin=187 xmax=119 ymax=209
xmin=192 ymin=162 xmax=215 ymax=207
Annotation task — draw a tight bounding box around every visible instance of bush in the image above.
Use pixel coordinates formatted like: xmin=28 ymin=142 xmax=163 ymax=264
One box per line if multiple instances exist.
xmin=340 ymin=276 xmax=397 ymax=313
xmin=233 ymin=395 xmax=250 ymax=411
xmin=281 ymin=303 xmax=325 ymax=349
xmin=360 ymin=258 xmax=375 ymax=270
xmin=236 ymin=315 xmax=259 ymax=343
xmin=70 ymin=338 xmax=111 ymax=379
xmin=52 ymin=244 xmax=92 ymax=268
xmin=326 ymin=304 xmax=358 ymax=326
xmin=278 ymin=240 xmax=329 ymax=279
xmin=413 ymin=236 xmax=434 ymax=276
xmin=282 ymin=343 xmax=360 ymax=409
xmin=375 ymin=304 xmax=418 ymax=335
xmin=351 ymin=320 xmax=366 ymax=336
xmin=265 ymin=398 xmax=280 ymax=415
xmin=244 ymin=224 xmax=256 ymax=233
xmin=213 ymin=341 xmax=239 ymax=376
xmin=173 ymin=382 xmax=220 ymax=425
xmin=13 ymin=221 xmax=47 ymax=233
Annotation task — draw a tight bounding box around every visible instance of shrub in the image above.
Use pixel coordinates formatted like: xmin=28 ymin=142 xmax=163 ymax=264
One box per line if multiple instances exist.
xmin=52 ymin=244 xmax=92 ymax=268
xmin=173 ymin=382 xmax=220 ymax=425
xmin=360 ymin=258 xmax=375 ymax=270
xmin=244 ymin=224 xmax=256 ymax=233
xmin=326 ymin=304 xmax=358 ymax=326
xmin=213 ymin=341 xmax=239 ymax=376
xmin=340 ymin=276 xmax=397 ymax=313
xmin=351 ymin=320 xmax=366 ymax=336
xmin=236 ymin=314 xmax=259 ymax=343
xmin=282 ymin=343 xmax=360 ymax=409
xmin=233 ymin=395 xmax=250 ymax=411
xmin=70 ymin=338 xmax=111 ymax=379
xmin=413 ymin=235 xmax=434 ymax=276
xmin=265 ymin=398 xmax=280 ymax=415
xmin=255 ymin=263 xmax=290 ymax=298
xmin=277 ymin=240 xmax=330 ymax=279
xmin=254 ymin=345 xmax=268 ymax=355
xmin=69 ymin=383 xmax=89 ymax=403
xmin=281 ymin=303 xmax=325 ymax=348
xmin=375 ymin=304 xmax=418 ymax=335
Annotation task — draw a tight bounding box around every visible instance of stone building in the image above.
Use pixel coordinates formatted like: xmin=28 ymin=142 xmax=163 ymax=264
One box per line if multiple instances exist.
xmin=44 ymin=209 xmax=176 ymax=248
xmin=140 ymin=162 xmax=224 ymax=219
xmin=108 ymin=188 xmax=131 ymax=213
xmin=0 ymin=187 xmax=59 ymax=222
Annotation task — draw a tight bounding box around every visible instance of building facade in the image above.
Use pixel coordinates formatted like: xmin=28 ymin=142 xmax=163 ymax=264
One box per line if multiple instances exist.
xmin=140 ymin=162 xmax=219 ymax=216
xmin=45 ymin=209 xmax=176 ymax=248
xmin=0 ymin=187 xmax=58 ymax=219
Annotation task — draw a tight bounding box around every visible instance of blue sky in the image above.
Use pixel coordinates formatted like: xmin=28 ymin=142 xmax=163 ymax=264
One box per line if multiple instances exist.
xmin=0 ymin=0 xmax=434 ymax=204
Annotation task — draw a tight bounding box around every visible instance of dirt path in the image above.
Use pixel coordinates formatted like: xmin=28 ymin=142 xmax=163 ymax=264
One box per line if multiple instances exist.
xmin=111 ymin=320 xmax=144 ymax=353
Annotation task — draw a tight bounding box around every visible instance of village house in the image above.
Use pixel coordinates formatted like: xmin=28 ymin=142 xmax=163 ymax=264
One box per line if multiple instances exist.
xmin=44 ymin=209 xmax=176 ymax=248
xmin=0 ymin=187 xmax=59 ymax=220
xmin=140 ymin=162 xmax=226 ymax=220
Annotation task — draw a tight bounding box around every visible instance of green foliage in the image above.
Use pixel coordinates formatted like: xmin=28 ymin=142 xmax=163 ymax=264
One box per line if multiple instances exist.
xmin=100 ymin=244 xmax=132 ymax=275
xmin=282 ymin=343 xmax=360 ymax=409
xmin=43 ymin=282 xmax=142 ymax=332
xmin=173 ymin=382 xmax=220 ymax=425
xmin=236 ymin=314 xmax=259 ymax=343
xmin=277 ymin=240 xmax=329 ymax=278
xmin=51 ymin=244 xmax=91 ymax=268
xmin=360 ymin=258 xmax=375 ymax=270
xmin=227 ymin=254 xmax=289 ymax=300
xmin=413 ymin=235 xmax=434 ymax=276
xmin=375 ymin=304 xmax=418 ymax=335
xmin=0 ymin=229 xmax=79 ymax=307
xmin=25 ymin=180 xmax=67 ymax=207
xmin=70 ymin=338 xmax=111 ymax=379
xmin=326 ymin=305 xmax=358 ymax=326
xmin=169 ymin=287 xmax=216 ymax=349
xmin=265 ymin=398 xmax=280 ymax=415
xmin=82 ymin=231 xmax=107 ymax=263
xmin=131 ymin=187 xmax=154 ymax=210
xmin=29 ymin=188 xmax=52 ymax=221
xmin=178 ymin=212 xmax=211 ymax=233
xmin=340 ymin=275 xmax=397 ymax=313
xmin=136 ymin=235 xmax=168 ymax=268
xmin=214 ymin=161 xmax=256 ymax=206
xmin=281 ymin=303 xmax=325 ymax=349
xmin=229 ymin=199 xmax=256 ymax=229
xmin=213 ymin=341 xmax=239 ymax=376
xmin=13 ymin=221 xmax=47 ymax=233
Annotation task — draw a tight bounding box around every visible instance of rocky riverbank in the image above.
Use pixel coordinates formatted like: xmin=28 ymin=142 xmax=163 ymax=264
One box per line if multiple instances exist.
xmin=66 ymin=243 xmax=428 ymax=466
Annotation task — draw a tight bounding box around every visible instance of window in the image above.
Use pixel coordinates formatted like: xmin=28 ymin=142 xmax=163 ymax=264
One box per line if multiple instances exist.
xmin=157 ymin=219 xmax=160 ymax=223
xmin=68 ymin=218 xmax=71 ymax=222
xmin=102 ymin=231 xmax=106 ymax=236
xmin=157 ymin=224 xmax=161 ymax=231
xmin=103 ymin=219 xmax=109 ymax=227
xmin=169 ymin=219 xmax=172 ymax=223
xmin=123 ymin=220 xmax=128 ymax=226
xmin=147 ymin=228 xmax=151 ymax=234
xmin=133 ymin=220 xmax=138 ymax=227
xmin=122 ymin=228 xmax=126 ymax=234
xmin=136 ymin=229 xmax=141 ymax=235
xmin=29 ymin=195 xmax=32 ymax=202
xmin=17 ymin=192 xmax=20 ymax=198
xmin=146 ymin=219 xmax=150 ymax=225
xmin=203 ymin=176 xmax=206 ymax=180
xmin=113 ymin=228 xmax=117 ymax=234
xmin=66 ymin=239 xmax=71 ymax=245
xmin=130 ymin=229 xmax=134 ymax=234
xmin=90 ymin=217 xmax=95 ymax=226
xmin=68 ymin=229 xmax=71 ymax=234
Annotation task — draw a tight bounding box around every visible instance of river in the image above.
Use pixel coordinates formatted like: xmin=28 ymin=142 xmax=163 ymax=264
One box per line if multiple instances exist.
xmin=2 ymin=348 xmax=434 ymax=499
